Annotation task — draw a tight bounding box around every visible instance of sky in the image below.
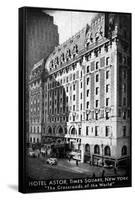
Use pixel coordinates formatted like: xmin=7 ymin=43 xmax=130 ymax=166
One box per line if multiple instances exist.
xmin=45 ymin=10 xmax=97 ymax=44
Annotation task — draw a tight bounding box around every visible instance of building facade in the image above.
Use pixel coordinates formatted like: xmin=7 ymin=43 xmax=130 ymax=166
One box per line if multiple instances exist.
xmin=29 ymin=13 xmax=131 ymax=166
xmin=27 ymin=10 xmax=59 ymax=144
xmin=26 ymin=8 xmax=59 ymax=74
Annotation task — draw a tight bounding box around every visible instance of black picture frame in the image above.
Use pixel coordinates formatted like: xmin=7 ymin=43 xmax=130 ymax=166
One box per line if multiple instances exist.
xmin=19 ymin=6 xmax=132 ymax=193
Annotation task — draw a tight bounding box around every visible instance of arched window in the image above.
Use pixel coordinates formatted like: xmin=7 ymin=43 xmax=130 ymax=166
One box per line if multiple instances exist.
xmin=94 ymin=145 xmax=100 ymax=154
xmin=71 ymin=127 xmax=76 ymax=135
xmin=121 ymin=145 xmax=127 ymax=156
xmin=48 ymin=127 xmax=52 ymax=135
xmin=85 ymin=144 xmax=90 ymax=152
xmin=59 ymin=127 xmax=63 ymax=134
xmin=104 ymin=146 xmax=111 ymax=156
xmin=29 ymin=137 xmax=32 ymax=143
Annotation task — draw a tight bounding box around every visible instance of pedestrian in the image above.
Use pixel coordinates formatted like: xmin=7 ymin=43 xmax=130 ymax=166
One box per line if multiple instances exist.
xmin=92 ymin=172 xmax=96 ymax=178
xmin=102 ymin=169 xmax=105 ymax=177
xmin=76 ymin=160 xmax=78 ymax=166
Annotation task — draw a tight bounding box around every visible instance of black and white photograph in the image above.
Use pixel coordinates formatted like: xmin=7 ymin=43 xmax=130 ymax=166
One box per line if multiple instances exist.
xmin=19 ymin=7 xmax=131 ymax=193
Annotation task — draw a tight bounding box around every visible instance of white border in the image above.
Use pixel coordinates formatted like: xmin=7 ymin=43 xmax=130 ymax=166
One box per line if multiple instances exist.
xmin=0 ymin=0 xmax=134 ymax=199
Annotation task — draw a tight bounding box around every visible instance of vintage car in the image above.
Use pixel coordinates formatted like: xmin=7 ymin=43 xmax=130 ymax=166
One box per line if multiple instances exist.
xmin=46 ymin=158 xmax=58 ymax=165
xmin=28 ymin=148 xmax=40 ymax=158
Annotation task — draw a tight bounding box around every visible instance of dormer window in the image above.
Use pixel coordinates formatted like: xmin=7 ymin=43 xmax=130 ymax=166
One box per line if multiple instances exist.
xmin=100 ymin=27 xmax=103 ymax=36
xmin=56 ymin=57 xmax=59 ymax=65
xmin=73 ymin=44 xmax=78 ymax=56
xmin=95 ymin=32 xmax=99 ymax=42
xmin=51 ymin=60 xmax=54 ymax=68
xmin=90 ymin=33 xmax=93 ymax=42
xmin=60 ymin=53 xmax=65 ymax=64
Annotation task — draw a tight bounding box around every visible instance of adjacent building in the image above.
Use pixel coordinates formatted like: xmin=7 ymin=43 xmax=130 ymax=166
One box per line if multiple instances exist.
xmin=26 ymin=8 xmax=59 ymax=74
xmin=28 ymin=9 xmax=59 ymax=144
xmin=29 ymin=13 xmax=131 ymax=166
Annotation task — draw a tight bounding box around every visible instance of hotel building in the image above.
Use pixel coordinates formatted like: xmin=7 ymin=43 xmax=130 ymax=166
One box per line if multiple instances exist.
xmin=29 ymin=13 xmax=131 ymax=166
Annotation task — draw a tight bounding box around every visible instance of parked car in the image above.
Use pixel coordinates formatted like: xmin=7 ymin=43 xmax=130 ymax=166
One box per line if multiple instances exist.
xmin=28 ymin=148 xmax=35 ymax=157
xmin=28 ymin=148 xmax=40 ymax=158
xmin=97 ymin=159 xmax=103 ymax=167
xmin=41 ymin=147 xmax=46 ymax=155
xmin=104 ymin=161 xmax=113 ymax=168
xmin=46 ymin=158 xmax=58 ymax=165
xmin=104 ymin=163 xmax=113 ymax=168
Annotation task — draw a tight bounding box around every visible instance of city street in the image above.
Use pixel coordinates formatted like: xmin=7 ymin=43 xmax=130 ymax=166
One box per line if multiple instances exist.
xmin=27 ymin=156 xmax=126 ymax=180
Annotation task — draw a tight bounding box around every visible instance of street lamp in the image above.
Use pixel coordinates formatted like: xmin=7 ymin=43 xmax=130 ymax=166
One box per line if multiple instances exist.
xmin=101 ymin=144 xmax=104 ymax=166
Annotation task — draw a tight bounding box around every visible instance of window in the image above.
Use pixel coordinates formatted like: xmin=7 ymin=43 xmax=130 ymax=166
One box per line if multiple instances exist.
xmin=104 ymin=146 xmax=111 ymax=156
xmin=87 ymin=89 xmax=89 ymax=97
xmin=96 ymin=74 xmax=99 ymax=82
xmin=106 ymin=57 xmax=110 ymax=66
xmin=86 ymin=101 xmax=89 ymax=109
xmin=106 ymin=70 xmax=109 ymax=79
xmin=106 ymin=111 xmax=109 ymax=120
xmin=96 ymin=61 xmax=99 ymax=70
xmin=123 ymin=111 xmax=126 ymax=120
xmin=80 ymin=103 xmax=82 ymax=110
xmin=95 ymin=113 xmax=98 ymax=120
xmin=96 ymin=87 xmax=99 ymax=95
xmin=95 ymin=126 xmax=99 ymax=136
xmin=73 ymin=95 xmax=75 ymax=101
xmin=66 ymin=86 xmax=68 ymax=92
xmin=80 ymin=71 xmax=82 ymax=78
xmin=123 ymin=70 xmax=127 ymax=79
xmin=73 ymin=84 xmax=75 ymax=90
xmin=87 ymin=66 xmax=90 ymax=73
xmin=80 ymin=93 xmax=82 ymax=99
xmin=73 ymin=116 xmax=75 ymax=121
xmin=121 ymin=146 xmax=127 ymax=156
xmin=80 ymin=114 xmax=82 ymax=121
xmin=94 ymin=145 xmax=100 ymax=154
xmin=106 ymin=84 xmax=110 ymax=93
xmin=86 ymin=126 xmax=89 ymax=136
xmin=123 ymin=97 xmax=126 ymax=106
xmin=87 ymin=77 xmax=89 ymax=85
xmin=66 ymin=96 xmax=68 ymax=102
xmin=86 ymin=113 xmax=89 ymax=121
xmin=66 ymin=77 xmax=68 ymax=83
xmin=81 ymin=81 xmax=82 ymax=88
xmin=123 ymin=56 xmax=126 ymax=64
xmin=73 ymin=105 xmax=75 ymax=111
xmin=30 ymin=137 xmax=32 ymax=143
xmin=79 ymin=128 xmax=81 ymax=135
xmin=122 ymin=83 xmax=126 ymax=93
xmin=73 ymin=74 xmax=75 ymax=80
xmin=106 ymin=126 xmax=110 ymax=136
xmin=96 ymin=100 xmax=99 ymax=107
xmin=123 ymin=126 xmax=126 ymax=136
xmin=106 ymin=98 xmax=109 ymax=106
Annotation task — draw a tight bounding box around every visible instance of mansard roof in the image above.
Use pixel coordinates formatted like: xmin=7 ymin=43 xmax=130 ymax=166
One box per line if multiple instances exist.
xmin=45 ymin=13 xmax=105 ymax=72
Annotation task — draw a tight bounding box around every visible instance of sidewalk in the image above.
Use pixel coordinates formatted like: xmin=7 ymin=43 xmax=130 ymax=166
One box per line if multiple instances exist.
xmin=58 ymin=159 xmax=126 ymax=177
